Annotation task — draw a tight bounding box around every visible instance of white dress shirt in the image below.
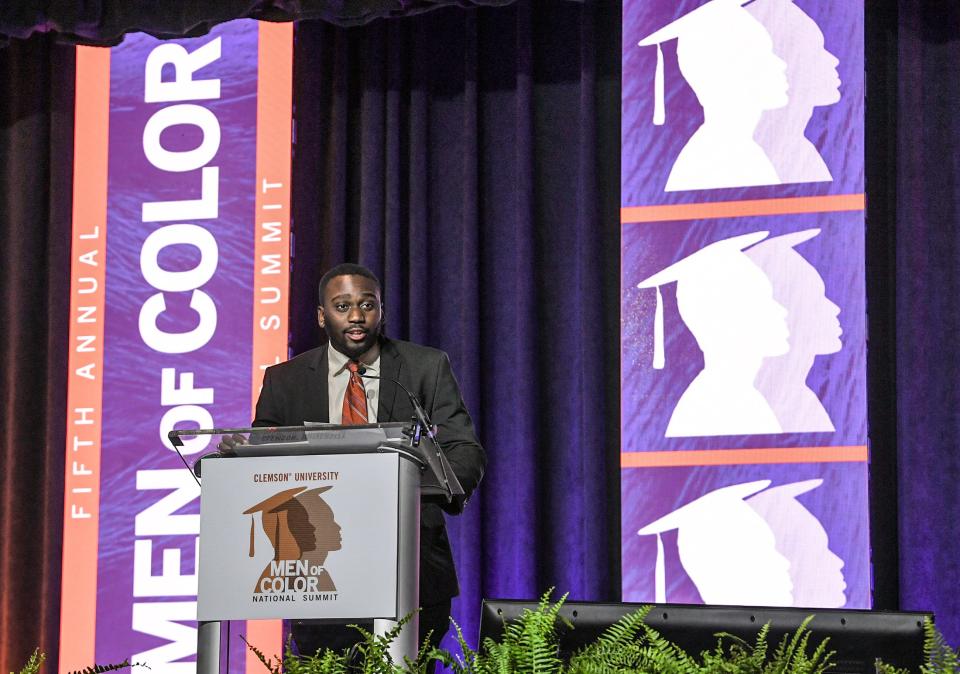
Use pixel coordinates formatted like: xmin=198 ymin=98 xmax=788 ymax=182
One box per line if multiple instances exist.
xmin=327 ymin=344 xmax=380 ymax=424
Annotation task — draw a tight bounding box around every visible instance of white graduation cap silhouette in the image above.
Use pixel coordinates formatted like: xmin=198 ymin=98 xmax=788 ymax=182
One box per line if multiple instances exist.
xmin=637 ymin=479 xmax=794 ymax=605
xmin=638 ymin=0 xmax=755 ymax=125
xmin=636 ymin=231 xmax=790 ymax=437
xmin=636 ymin=0 xmax=788 ymax=191
xmin=637 ymin=230 xmax=770 ymax=370
xmin=747 ymin=227 xmax=819 ymax=256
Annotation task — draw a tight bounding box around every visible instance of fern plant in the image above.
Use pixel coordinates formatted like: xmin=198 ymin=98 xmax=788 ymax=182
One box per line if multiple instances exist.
xmin=431 ymin=591 xmax=834 ymax=674
xmin=68 ymin=664 xmax=141 ymax=674
xmin=244 ymin=612 xmax=437 ymax=674
xmin=921 ymin=617 xmax=960 ymax=674
xmin=11 ymin=651 xmax=141 ymax=674
xmin=429 ymin=589 xmax=569 ymax=674
xmin=13 ymin=649 xmax=44 ymax=674
xmin=877 ymin=618 xmax=960 ymax=674
xmin=249 ymin=590 xmax=959 ymax=674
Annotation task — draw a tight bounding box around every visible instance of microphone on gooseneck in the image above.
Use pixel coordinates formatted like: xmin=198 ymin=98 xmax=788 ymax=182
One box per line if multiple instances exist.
xmin=355 ymin=366 xmax=435 ymax=440
xmin=355 ymin=365 xmax=453 ymax=493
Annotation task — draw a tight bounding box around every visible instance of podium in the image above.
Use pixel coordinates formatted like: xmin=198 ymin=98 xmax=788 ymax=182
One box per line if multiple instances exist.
xmin=170 ymin=422 xmax=463 ymax=674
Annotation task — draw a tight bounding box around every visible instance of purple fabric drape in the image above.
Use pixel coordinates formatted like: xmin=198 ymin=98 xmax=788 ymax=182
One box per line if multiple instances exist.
xmin=5 ymin=0 xmax=960 ymax=667
xmin=288 ymin=0 xmax=622 ymax=648
xmin=895 ymin=1 xmax=960 ymax=646
xmin=0 ymin=35 xmax=73 ymax=674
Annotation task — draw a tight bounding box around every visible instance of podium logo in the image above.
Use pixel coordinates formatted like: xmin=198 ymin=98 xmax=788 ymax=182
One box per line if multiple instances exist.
xmin=244 ymin=485 xmax=342 ymax=600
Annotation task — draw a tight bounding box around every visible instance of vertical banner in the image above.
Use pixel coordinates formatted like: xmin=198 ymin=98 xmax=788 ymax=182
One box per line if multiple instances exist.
xmin=61 ymin=20 xmax=292 ymax=674
xmin=620 ymin=0 xmax=869 ymax=608
xmin=61 ymin=45 xmax=111 ymax=671
xmin=246 ymin=22 xmax=294 ymax=669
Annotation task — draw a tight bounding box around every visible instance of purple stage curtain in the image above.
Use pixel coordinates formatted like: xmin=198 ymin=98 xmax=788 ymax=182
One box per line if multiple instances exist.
xmin=287 ymin=0 xmax=621 ymax=649
xmin=0 ymin=35 xmax=73 ymax=674
xmin=895 ymin=1 xmax=960 ymax=646
xmin=4 ymin=0 xmax=960 ymax=667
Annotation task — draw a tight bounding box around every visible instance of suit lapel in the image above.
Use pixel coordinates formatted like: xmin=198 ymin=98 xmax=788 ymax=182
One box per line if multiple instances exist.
xmin=305 ymin=344 xmax=330 ymax=423
xmin=378 ymin=338 xmax=402 ymax=422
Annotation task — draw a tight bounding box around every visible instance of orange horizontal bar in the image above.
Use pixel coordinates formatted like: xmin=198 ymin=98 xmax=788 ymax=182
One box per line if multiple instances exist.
xmin=621 ymin=445 xmax=868 ymax=468
xmin=621 ymin=194 xmax=865 ymax=224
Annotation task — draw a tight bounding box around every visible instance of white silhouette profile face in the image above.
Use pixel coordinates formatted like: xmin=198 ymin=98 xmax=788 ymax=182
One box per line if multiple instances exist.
xmin=676 ymin=9 xmax=788 ymax=114
xmin=788 ymin=511 xmax=846 ymax=606
xmin=677 ymin=258 xmax=789 ymax=360
xmin=748 ymin=0 xmax=840 ymax=108
xmin=748 ymin=481 xmax=847 ymax=607
xmin=750 ymin=245 xmax=841 ymax=356
xmin=784 ymin=254 xmax=841 ymax=355
xmin=677 ymin=498 xmax=793 ymax=605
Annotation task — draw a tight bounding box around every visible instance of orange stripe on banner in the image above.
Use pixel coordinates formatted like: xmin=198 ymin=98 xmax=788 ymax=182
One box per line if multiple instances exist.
xmin=620 ymin=446 xmax=868 ymax=468
xmin=247 ymin=21 xmax=294 ymax=670
xmin=59 ymin=45 xmax=110 ymax=674
xmin=621 ymin=194 xmax=866 ymax=224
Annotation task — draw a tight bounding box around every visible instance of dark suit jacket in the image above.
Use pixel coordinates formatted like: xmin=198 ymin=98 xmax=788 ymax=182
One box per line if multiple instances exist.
xmin=252 ymin=336 xmax=485 ymax=605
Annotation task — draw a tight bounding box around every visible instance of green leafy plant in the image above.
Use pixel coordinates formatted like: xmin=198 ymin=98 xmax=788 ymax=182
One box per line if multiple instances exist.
xmin=13 ymin=649 xmax=44 ymax=674
xmin=431 ymin=589 xmax=570 ymax=674
xmin=552 ymin=601 xmax=832 ymax=674
xmin=877 ymin=618 xmax=960 ymax=674
xmin=247 ymin=592 xmax=960 ymax=674
xmin=68 ymin=663 xmax=141 ymax=674
xmin=244 ymin=612 xmax=437 ymax=674
xmin=432 ymin=591 xmax=833 ymax=674
xmin=11 ymin=651 xmax=142 ymax=674
xmin=920 ymin=618 xmax=960 ymax=674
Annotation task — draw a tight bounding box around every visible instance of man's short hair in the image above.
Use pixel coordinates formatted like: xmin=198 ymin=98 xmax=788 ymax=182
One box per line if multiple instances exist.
xmin=318 ymin=263 xmax=382 ymax=304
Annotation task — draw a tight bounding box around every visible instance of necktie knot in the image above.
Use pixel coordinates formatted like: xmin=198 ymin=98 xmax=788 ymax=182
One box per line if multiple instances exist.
xmin=347 ymin=360 xmax=360 ymax=374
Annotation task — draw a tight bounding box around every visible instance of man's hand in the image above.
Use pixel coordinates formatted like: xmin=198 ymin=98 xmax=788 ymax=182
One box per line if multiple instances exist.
xmin=217 ymin=433 xmax=248 ymax=455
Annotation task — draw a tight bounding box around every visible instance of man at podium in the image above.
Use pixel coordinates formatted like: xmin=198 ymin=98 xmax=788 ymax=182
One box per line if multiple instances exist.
xmin=238 ymin=262 xmax=486 ymax=662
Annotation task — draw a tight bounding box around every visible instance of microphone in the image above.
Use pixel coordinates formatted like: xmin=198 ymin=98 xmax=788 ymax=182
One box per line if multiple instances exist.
xmin=355 ymin=365 xmax=455 ymax=498
xmin=355 ymin=366 xmax=435 ymax=443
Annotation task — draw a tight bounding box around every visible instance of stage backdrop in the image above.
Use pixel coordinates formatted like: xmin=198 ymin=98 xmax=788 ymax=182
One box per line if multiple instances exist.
xmin=61 ymin=21 xmax=292 ymax=674
xmin=620 ymin=0 xmax=870 ymax=608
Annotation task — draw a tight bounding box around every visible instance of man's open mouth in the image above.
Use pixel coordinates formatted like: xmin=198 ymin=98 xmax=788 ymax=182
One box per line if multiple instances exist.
xmin=345 ymin=328 xmax=367 ymax=341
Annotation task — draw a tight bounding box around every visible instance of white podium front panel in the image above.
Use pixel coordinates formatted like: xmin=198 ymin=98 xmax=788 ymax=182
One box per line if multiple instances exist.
xmin=197 ymin=453 xmax=400 ymax=621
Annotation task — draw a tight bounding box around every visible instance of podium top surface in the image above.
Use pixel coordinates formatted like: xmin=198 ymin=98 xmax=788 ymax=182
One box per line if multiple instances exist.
xmin=171 ymin=422 xmax=464 ymax=498
xmin=202 ymin=422 xmax=408 ymax=457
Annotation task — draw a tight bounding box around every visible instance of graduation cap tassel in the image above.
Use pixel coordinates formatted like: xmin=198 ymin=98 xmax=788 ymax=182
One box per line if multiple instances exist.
xmin=654 ymin=533 xmax=666 ymax=603
xmin=653 ymin=286 xmax=665 ymax=370
xmin=273 ymin=516 xmax=281 ymax=562
xmin=653 ymin=44 xmax=665 ymax=126
xmin=249 ymin=515 xmax=256 ymax=557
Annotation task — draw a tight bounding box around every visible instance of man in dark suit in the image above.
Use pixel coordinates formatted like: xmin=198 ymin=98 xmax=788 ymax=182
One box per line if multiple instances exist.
xmin=248 ymin=262 xmax=485 ymax=660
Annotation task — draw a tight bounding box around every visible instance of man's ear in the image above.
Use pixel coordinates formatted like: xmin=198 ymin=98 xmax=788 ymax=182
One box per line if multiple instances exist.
xmin=317 ymin=306 xmax=325 ymax=328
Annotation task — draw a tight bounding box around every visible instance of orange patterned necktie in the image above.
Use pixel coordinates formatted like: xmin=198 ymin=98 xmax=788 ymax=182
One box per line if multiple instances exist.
xmin=341 ymin=361 xmax=368 ymax=425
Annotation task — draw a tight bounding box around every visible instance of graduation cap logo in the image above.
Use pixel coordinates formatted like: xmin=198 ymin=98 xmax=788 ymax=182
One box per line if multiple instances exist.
xmin=638 ymin=480 xmax=792 ymax=606
xmin=637 ymin=478 xmax=845 ymax=607
xmin=745 ymin=228 xmax=842 ymax=433
xmin=636 ymin=231 xmax=789 ymax=438
xmin=636 ymin=0 xmax=789 ymax=191
xmin=245 ymin=485 xmax=342 ymax=594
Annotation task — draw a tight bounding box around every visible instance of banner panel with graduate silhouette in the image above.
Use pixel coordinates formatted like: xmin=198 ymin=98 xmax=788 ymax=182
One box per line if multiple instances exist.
xmin=622 ymin=0 xmax=863 ymax=207
xmin=620 ymin=0 xmax=869 ymax=609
